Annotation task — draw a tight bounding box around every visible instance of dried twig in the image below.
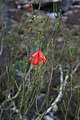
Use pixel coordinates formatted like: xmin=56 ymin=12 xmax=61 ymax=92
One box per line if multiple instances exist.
xmin=46 ymin=62 xmax=80 ymax=114
xmin=35 ymin=62 xmax=80 ymax=120
xmin=0 ymin=39 xmax=3 ymax=56
xmin=46 ymin=65 xmax=64 ymax=113
xmin=0 ymin=85 xmax=21 ymax=110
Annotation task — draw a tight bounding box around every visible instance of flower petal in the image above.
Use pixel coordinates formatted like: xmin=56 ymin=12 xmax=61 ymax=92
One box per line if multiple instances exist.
xmin=32 ymin=53 xmax=40 ymax=65
xmin=29 ymin=50 xmax=47 ymax=65
xmin=29 ymin=51 xmax=39 ymax=61
xmin=39 ymin=51 xmax=47 ymax=64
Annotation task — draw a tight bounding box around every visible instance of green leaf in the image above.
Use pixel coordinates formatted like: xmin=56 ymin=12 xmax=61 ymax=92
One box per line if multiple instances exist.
xmin=78 ymin=33 xmax=80 ymax=43
xmin=6 ymin=66 xmax=9 ymax=73
xmin=11 ymin=64 xmax=15 ymax=73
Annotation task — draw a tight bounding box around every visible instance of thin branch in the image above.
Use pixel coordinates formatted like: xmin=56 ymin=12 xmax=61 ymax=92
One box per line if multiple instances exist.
xmin=46 ymin=65 xmax=64 ymax=113
xmin=0 ymin=85 xmax=21 ymax=110
xmin=46 ymin=62 xmax=80 ymax=114
xmin=0 ymin=39 xmax=3 ymax=56
xmin=35 ymin=62 xmax=80 ymax=119
xmin=71 ymin=63 xmax=80 ymax=76
xmin=25 ymin=64 xmax=33 ymax=80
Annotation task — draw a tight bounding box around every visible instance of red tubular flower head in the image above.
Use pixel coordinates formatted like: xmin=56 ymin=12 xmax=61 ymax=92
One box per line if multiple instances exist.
xmin=39 ymin=50 xmax=47 ymax=64
xmin=29 ymin=50 xmax=47 ymax=65
xmin=27 ymin=3 xmax=33 ymax=11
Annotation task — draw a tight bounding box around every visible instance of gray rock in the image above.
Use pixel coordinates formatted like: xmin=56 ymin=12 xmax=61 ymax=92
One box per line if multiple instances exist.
xmin=47 ymin=12 xmax=57 ymax=20
xmin=15 ymin=69 xmax=24 ymax=77
xmin=62 ymin=0 xmax=73 ymax=12
xmin=44 ymin=115 xmax=54 ymax=120
xmin=24 ymin=113 xmax=29 ymax=120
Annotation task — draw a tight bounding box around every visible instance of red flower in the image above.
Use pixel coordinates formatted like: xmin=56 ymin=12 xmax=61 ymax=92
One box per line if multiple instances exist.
xmin=27 ymin=3 xmax=33 ymax=11
xmin=29 ymin=50 xmax=47 ymax=65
